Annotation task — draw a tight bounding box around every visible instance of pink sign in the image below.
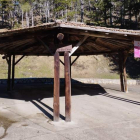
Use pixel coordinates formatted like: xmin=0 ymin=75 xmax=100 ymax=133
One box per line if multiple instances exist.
xmin=134 ymin=41 xmax=140 ymax=58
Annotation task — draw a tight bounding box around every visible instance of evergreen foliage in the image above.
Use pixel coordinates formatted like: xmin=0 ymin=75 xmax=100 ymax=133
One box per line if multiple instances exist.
xmin=0 ymin=0 xmax=140 ymax=29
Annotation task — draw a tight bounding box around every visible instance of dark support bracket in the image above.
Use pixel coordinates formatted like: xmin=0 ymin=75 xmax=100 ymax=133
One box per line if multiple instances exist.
xmin=71 ymin=56 xmax=80 ymax=66
xmin=12 ymin=55 xmax=15 ymax=90
xmin=7 ymin=55 xmax=11 ymax=91
xmin=15 ymin=55 xmax=25 ymax=65
xmin=37 ymin=37 xmax=66 ymax=66
xmin=64 ymin=52 xmax=71 ymax=122
xmin=5 ymin=56 xmax=9 ymax=64
xmin=59 ymin=59 xmax=65 ymax=66
xmin=53 ymin=51 xmax=60 ymax=122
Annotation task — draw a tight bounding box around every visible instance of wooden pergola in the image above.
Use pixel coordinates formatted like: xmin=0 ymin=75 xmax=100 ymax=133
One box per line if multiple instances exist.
xmin=0 ymin=21 xmax=140 ymax=122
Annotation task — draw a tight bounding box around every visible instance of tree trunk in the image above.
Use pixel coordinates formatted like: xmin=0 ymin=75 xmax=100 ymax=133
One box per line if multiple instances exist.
xmin=45 ymin=1 xmax=50 ymax=23
xmin=104 ymin=8 xmax=107 ymax=26
xmin=22 ymin=10 xmax=24 ymax=28
xmin=26 ymin=11 xmax=29 ymax=27
xmin=31 ymin=8 xmax=34 ymax=26
xmin=75 ymin=0 xmax=78 ymax=22
xmin=135 ymin=12 xmax=138 ymax=29
xmin=81 ymin=0 xmax=84 ymax=22
xmin=110 ymin=0 xmax=112 ymax=26
xmin=88 ymin=0 xmax=91 ymax=12
xmin=65 ymin=4 xmax=68 ymax=22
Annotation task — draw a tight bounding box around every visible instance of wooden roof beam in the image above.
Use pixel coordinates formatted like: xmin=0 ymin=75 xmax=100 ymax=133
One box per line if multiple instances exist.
xmin=95 ymin=38 xmax=130 ymax=51
xmin=61 ymin=28 xmax=132 ymax=41
xmin=69 ymin=36 xmax=89 ymax=56
xmin=36 ymin=37 xmax=54 ymax=55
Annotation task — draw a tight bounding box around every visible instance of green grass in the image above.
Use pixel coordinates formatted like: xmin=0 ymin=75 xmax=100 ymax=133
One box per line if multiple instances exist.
xmin=0 ymin=55 xmax=136 ymax=80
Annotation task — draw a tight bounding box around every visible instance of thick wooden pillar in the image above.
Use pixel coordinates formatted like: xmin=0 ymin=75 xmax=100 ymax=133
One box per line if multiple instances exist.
xmin=123 ymin=64 xmax=128 ymax=93
xmin=64 ymin=52 xmax=71 ymax=122
xmin=7 ymin=55 xmax=11 ymax=91
xmin=53 ymin=52 xmax=60 ymax=122
xmin=119 ymin=52 xmax=124 ymax=92
xmin=123 ymin=52 xmax=128 ymax=93
xmin=12 ymin=55 xmax=15 ymax=90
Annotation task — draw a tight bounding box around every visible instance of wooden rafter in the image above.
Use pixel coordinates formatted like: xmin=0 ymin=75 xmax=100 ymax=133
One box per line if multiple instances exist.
xmin=36 ymin=37 xmax=54 ymax=55
xmin=96 ymin=38 xmax=132 ymax=51
xmin=69 ymin=36 xmax=89 ymax=56
xmin=13 ymin=41 xmax=36 ymax=52
xmin=1 ymin=39 xmax=33 ymax=51
xmin=61 ymin=28 xmax=132 ymax=40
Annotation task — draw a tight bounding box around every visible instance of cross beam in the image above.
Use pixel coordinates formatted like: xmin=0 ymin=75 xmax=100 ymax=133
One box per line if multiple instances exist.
xmin=15 ymin=55 xmax=25 ymax=65
xmin=69 ymin=36 xmax=88 ymax=56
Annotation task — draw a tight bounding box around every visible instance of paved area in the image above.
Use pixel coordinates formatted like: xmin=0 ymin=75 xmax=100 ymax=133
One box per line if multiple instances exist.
xmin=0 ymin=83 xmax=140 ymax=140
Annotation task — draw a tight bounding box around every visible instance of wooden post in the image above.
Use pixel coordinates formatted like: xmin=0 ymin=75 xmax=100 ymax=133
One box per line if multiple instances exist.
xmin=123 ymin=64 xmax=128 ymax=93
xmin=53 ymin=51 xmax=60 ymax=122
xmin=123 ymin=52 xmax=128 ymax=93
xmin=12 ymin=55 xmax=15 ymax=90
xmin=7 ymin=55 xmax=11 ymax=91
xmin=70 ymin=56 xmax=71 ymax=78
xmin=119 ymin=52 xmax=124 ymax=92
xmin=64 ymin=52 xmax=71 ymax=122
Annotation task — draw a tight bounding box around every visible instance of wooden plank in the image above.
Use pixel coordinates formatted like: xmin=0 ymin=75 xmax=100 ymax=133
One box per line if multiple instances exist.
xmin=119 ymin=52 xmax=124 ymax=92
xmin=57 ymin=45 xmax=72 ymax=52
xmin=96 ymin=38 xmax=131 ymax=51
xmin=13 ymin=41 xmax=36 ymax=52
xmin=0 ymin=39 xmax=33 ymax=51
xmin=12 ymin=55 xmax=15 ymax=90
xmin=10 ymin=50 xmax=118 ymax=56
xmin=36 ymin=37 xmax=53 ymax=55
xmin=60 ymin=28 xmax=131 ymax=40
xmin=69 ymin=36 xmax=88 ymax=56
xmin=7 ymin=55 xmax=11 ymax=91
xmin=53 ymin=51 xmax=60 ymax=122
xmin=64 ymin=52 xmax=71 ymax=122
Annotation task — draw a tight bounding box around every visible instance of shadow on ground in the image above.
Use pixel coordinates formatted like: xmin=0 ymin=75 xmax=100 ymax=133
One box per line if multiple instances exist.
xmin=0 ymin=78 xmax=140 ymax=120
xmin=0 ymin=78 xmax=107 ymax=101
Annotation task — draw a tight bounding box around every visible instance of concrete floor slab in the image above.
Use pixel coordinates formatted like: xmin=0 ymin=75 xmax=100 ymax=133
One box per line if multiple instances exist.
xmin=0 ymin=84 xmax=140 ymax=140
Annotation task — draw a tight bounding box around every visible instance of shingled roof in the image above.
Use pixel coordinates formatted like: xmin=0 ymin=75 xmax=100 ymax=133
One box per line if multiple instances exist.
xmin=0 ymin=22 xmax=139 ymax=56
